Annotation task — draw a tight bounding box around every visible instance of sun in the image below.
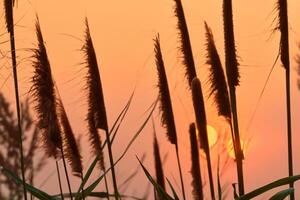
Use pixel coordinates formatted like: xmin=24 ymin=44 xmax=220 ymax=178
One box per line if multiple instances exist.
xmin=227 ymin=139 xmax=246 ymax=159
xmin=207 ymin=125 xmax=218 ymax=147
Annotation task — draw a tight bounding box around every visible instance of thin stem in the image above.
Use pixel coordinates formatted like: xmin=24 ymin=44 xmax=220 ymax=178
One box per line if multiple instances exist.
xmin=103 ymin=170 xmax=110 ymax=200
xmin=229 ymin=87 xmax=245 ymax=196
xmin=286 ymin=68 xmax=294 ymax=200
xmin=9 ymin=8 xmax=27 ymax=200
xmin=105 ymin=129 xmax=119 ymax=200
xmin=205 ymin=146 xmax=215 ymax=200
xmin=175 ymin=144 xmax=186 ymax=200
xmin=61 ymin=148 xmax=73 ymax=200
xmin=55 ymin=160 xmax=64 ymax=200
xmin=81 ymin=174 xmax=85 ymax=200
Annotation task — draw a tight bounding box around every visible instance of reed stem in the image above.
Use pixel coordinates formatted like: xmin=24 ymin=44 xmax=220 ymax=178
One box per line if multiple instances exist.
xmin=61 ymin=148 xmax=73 ymax=200
xmin=175 ymin=144 xmax=186 ymax=200
xmin=55 ymin=160 xmax=64 ymax=200
xmin=105 ymin=129 xmax=119 ymax=200
xmin=285 ymin=68 xmax=294 ymax=200
xmin=229 ymin=87 xmax=245 ymax=196
xmin=8 ymin=7 xmax=27 ymax=200
xmin=81 ymin=174 xmax=85 ymax=200
xmin=103 ymin=169 xmax=110 ymax=200
xmin=206 ymin=149 xmax=215 ymax=200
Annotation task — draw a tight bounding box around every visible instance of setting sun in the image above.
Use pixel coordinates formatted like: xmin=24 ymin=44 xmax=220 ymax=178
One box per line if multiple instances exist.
xmin=227 ymin=139 xmax=246 ymax=159
xmin=207 ymin=125 xmax=218 ymax=147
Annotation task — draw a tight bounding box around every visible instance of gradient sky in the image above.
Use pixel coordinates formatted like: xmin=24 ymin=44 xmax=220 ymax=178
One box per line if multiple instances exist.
xmin=1 ymin=0 xmax=300 ymax=199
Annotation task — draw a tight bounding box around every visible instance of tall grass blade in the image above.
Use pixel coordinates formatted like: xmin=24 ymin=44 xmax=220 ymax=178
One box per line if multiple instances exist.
xmin=237 ymin=175 xmax=300 ymax=200
xmin=166 ymin=178 xmax=180 ymax=200
xmin=269 ymin=189 xmax=294 ymax=200
xmin=78 ymin=99 xmax=158 ymax=199
xmin=0 ymin=165 xmax=55 ymax=200
xmin=137 ymin=157 xmax=174 ymax=200
xmin=75 ymin=92 xmax=135 ymax=199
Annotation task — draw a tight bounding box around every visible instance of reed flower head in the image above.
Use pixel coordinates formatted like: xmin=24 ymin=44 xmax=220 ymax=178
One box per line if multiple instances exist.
xmin=31 ymin=18 xmax=61 ymax=158
xmin=189 ymin=123 xmax=204 ymax=200
xmin=154 ymin=35 xmax=177 ymax=145
xmin=204 ymin=22 xmax=231 ymax=121
xmin=57 ymin=99 xmax=83 ymax=177
xmin=223 ymin=0 xmax=240 ymax=87
xmin=174 ymin=0 xmax=197 ymax=88
xmin=191 ymin=78 xmax=208 ymax=153
xmin=83 ymin=18 xmax=108 ymax=132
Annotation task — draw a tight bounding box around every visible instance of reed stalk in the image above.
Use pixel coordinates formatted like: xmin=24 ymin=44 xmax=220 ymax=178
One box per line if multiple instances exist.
xmin=222 ymin=0 xmax=244 ymax=195
xmin=191 ymin=78 xmax=215 ymax=200
xmin=4 ymin=0 xmax=27 ymax=198
xmin=61 ymin=148 xmax=73 ymax=200
xmin=277 ymin=0 xmax=293 ymax=198
xmin=55 ymin=160 xmax=64 ymax=200
xmin=83 ymin=18 xmax=118 ymax=199
xmin=154 ymin=35 xmax=186 ymax=200
xmin=189 ymin=123 xmax=203 ymax=200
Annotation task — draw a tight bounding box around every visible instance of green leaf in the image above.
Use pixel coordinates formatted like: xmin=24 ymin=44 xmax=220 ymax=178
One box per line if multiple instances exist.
xmin=269 ymin=188 xmax=294 ymax=200
xmin=166 ymin=178 xmax=179 ymax=200
xmin=75 ymin=155 xmax=98 ymax=200
xmin=75 ymin=92 xmax=135 ymax=200
xmin=237 ymin=175 xmax=300 ymax=200
xmin=82 ymin=99 xmax=158 ymax=198
xmin=1 ymin=166 xmax=55 ymax=200
xmin=111 ymin=90 xmax=134 ymax=144
xmin=53 ymin=192 xmax=143 ymax=200
xmin=137 ymin=156 xmax=173 ymax=200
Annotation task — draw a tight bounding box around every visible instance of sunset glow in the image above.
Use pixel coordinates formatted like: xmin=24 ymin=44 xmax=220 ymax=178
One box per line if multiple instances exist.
xmin=227 ymin=139 xmax=246 ymax=160
xmin=0 ymin=0 xmax=300 ymax=199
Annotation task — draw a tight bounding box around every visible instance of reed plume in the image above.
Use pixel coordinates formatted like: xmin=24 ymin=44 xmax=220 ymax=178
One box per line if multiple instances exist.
xmin=191 ymin=77 xmax=215 ymax=200
xmin=83 ymin=18 xmax=118 ymax=199
xmin=87 ymin=111 xmax=105 ymax=170
xmin=4 ymin=0 xmax=27 ymax=198
xmin=155 ymin=35 xmax=177 ymax=145
xmin=4 ymin=0 xmax=14 ymax=33
xmin=223 ymin=0 xmax=239 ymax=87
xmin=31 ymin=18 xmax=62 ymax=158
xmin=189 ymin=123 xmax=203 ymax=200
xmin=173 ymin=0 xmax=197 ymax=88
xmin=31 ymin=18 xmax=76 ymax=199
xmin=57 ymin=99 xmax=83 ymax=177
xmin=83 ymin=19 xmax=108 ymax=132
xmin=276 ymin=0 xmax=293 ymax=199
xmin=153 ymin=123 xmax=166 ymax=199
xmin=277 ymin=0 xmax=289 ymax=70
xmin=222 ymin=0 xmax=244 ymax=195
xmin=204 ymin=22 xmax=231 ymax=121
xmin=154 ymin=35 xmax=186 ymax=200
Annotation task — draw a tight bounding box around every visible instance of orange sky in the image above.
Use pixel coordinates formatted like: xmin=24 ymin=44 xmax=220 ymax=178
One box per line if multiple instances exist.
xmin=1 ymin=0 xmax=300 ymax=199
